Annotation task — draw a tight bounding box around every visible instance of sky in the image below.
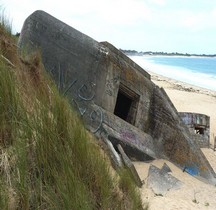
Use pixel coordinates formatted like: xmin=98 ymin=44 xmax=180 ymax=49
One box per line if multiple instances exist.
xmin=1 ymin=0 xmax=216 ymax=54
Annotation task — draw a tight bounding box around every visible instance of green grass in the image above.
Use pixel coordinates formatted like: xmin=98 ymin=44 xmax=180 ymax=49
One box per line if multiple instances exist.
xmin=118 ymin=168 xmax=144 ymax=210
xmin=0 ymin=8 xmax=12 ymax=34
xmin=0 ymin=20 xmax=145 ymax=209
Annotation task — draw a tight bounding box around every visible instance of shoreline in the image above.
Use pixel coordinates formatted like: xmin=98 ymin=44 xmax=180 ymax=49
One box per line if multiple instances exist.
xmin=144 ymin=55 xmax=216 ymax=59
xmin=126 ymin=53 xmax=216 ymax=58
xmin=148 ymin=70 xmax=216 ymax=144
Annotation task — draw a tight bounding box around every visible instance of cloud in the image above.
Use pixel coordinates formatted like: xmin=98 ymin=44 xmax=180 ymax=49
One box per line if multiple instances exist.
xmin=148 ymin=0 xmax=166 ymax=6
xmin=95 ymin=0 xmax=153 ymax=25
xmin=56 ymin=0 xmax=153 ymax=26
xmin=179 ymin=9 xmax=216 ymax=31
xmin=211 ymin=7 xmax=216 ymax=17
xmin=181 ymin=13 xmax=203 ymax=29
xmin=4 ymin=0 xmax=154 ymax=31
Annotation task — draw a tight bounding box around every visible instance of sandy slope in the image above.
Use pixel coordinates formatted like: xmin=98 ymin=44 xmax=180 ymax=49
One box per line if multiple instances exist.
xmin=135 ymin=72 xmax=216 ymax=210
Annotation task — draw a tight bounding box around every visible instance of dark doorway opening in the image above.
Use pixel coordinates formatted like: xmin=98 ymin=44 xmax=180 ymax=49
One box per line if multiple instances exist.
xmin=195 ymin=126 xmax=205 ymax=135
xmin=114 ymin=92 xmax=132 ymax=121
xmin=114 ymin=84 xmax=139 ymax=125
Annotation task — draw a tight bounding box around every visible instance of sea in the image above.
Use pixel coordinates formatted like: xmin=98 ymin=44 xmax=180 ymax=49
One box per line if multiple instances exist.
xmin=129 ymin=55 xmax=216 ymax=91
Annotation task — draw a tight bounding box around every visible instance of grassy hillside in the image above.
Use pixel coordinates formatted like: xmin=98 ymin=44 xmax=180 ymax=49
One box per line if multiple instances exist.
xmin=0 ymin=18 xmax=145 ymax=209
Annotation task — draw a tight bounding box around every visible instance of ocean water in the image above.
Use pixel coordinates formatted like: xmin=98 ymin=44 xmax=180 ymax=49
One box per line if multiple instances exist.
xmin=129 ymin=55 xmax=216 ymax=91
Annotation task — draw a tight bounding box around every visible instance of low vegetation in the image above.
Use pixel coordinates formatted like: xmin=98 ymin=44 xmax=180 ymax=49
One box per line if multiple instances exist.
xmin=0 ymin=15 xmax=144 ymax=209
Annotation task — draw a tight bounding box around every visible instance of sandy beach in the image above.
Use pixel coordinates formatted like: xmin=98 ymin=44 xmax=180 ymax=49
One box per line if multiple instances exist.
xmin=135 ymin=71 xmax=216 ymax=210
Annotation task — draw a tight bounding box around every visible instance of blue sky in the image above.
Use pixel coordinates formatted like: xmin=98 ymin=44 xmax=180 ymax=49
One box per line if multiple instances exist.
xmin=1 ymin=0 xmax=216 ymax=54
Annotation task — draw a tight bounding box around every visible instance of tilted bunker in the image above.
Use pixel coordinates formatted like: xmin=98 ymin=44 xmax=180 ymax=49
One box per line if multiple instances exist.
xmin=18 ymin=10 xmax=216 ymax=184
xmin=179 ymin=112 xmax=210 ymax=148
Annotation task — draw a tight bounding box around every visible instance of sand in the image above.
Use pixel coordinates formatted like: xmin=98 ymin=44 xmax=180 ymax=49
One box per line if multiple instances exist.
xmin=134 ymin=71 xmax=216 ymax=210
xmin=135 ymin=159 xmax=216 ymax=210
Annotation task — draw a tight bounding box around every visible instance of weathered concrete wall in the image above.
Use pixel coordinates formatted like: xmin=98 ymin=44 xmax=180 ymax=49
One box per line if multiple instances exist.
xmin=18 ymin=10 xmax=216 ymax=184
xmin=179 ymin=112 xmax=210 ymax=148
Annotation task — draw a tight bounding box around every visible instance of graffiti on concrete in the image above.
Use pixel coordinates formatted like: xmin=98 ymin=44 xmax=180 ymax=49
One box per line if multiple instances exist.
xmin=105 ymin=76 xmax=119 ymax=96
xmin=57 ymin=62 xmax=103 ymax=133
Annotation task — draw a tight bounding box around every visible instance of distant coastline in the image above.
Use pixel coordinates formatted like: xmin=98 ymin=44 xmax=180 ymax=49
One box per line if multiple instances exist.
xmin=121 ymin=49 xmax=216 ymax=58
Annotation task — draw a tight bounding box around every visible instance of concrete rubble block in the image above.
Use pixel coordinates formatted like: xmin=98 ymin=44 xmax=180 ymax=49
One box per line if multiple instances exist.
xmin=100 ymin=132 xmax=123 ymax=169
xmin=147 ymin=164 xmax=182 ymax=195
xmin=161 ymin=162 xmax=172 ymax=174
xmin=117 ymin=144 xmax=143 ymax=187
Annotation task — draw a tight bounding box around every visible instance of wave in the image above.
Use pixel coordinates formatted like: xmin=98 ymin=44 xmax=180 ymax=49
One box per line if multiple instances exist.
xmin=129 ymin=56 xmax=216 ymax=91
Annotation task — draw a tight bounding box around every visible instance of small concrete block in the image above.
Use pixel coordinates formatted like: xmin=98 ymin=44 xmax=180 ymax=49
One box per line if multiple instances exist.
xmin=147 ymin=165 xmax=182 ymax=195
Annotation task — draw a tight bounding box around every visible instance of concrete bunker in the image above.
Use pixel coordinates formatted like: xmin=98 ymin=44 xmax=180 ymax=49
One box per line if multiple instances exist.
xmin=18 ymin=10 xmax=216 ymax=184
xmin=179 ymin=112 xmax=210 ymax=148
